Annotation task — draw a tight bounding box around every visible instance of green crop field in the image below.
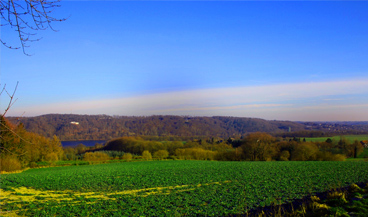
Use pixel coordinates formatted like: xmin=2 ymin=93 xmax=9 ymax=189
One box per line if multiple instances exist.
xmin=304 ymin=135 xmax=368 ymax=143
xmin=1 ymin=161 xmax=368 ymax=216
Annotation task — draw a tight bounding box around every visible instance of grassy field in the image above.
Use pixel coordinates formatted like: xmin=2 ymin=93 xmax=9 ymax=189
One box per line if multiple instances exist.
xmin=304 ymin=135 xmax=368 ymax=143
xmin=1 ymin=161 xmax=368 ymax=216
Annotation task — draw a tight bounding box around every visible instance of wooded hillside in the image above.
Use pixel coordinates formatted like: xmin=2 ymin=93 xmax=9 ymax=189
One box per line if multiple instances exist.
xmin=8 ymin=114 xmax=368 ymax=141
xmin=7 ymin=114 xmax=306 ymax=140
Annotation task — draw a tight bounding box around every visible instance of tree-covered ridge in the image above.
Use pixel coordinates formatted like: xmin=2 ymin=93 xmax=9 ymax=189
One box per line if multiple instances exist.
xmin=8 ymin=114 xmax=368 ymax=141
xmin=8 ymin=114 xmax=309 ymax=140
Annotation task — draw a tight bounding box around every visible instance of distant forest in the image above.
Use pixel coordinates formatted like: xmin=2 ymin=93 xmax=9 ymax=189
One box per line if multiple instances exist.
xmin=7 ymin=114 xmax=368 ymax=141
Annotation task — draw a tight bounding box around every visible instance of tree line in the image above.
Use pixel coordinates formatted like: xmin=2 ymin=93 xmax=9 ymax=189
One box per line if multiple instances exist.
xmin=93 ymin=133 xmax=363 ymax=162
xmin=1 ymin=115 xmax=366 ymax=172
xmin=63 ymin=133 xmax=363 ymax=163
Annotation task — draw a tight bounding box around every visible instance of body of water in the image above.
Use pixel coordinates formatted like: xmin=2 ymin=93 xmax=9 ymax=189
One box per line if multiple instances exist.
xmin=61 ymin=140 xmax=107 ymax=147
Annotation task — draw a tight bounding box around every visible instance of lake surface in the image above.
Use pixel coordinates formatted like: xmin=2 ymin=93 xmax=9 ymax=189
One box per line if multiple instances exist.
xmin=61 ymin=140 xmax=107 ymax=147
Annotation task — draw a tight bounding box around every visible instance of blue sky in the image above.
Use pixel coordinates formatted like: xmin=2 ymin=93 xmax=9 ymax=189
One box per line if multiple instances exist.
xmin=1 ymin=1 xmax=368 ymax=121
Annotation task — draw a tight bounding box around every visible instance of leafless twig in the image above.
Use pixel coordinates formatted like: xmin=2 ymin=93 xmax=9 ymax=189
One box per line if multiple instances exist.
xmin=1 ymin=0 xmax=66 ymax=55
xmin=0 ymin=83 xmax=30 ymax=157
xmin=1 ymin=81 xmax=19 ymax=118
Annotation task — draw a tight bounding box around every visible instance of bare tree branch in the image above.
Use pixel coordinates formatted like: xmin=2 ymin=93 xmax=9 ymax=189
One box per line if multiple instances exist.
xmin=1 ymin=81 xmax=19 ymax=118
xmin=1 ymin=0 xmax=66 ymax=55
xmin=0 ymin=119 xmax=32 ymax=146
xmin=0 ymin=83 xmax=30 ymax=158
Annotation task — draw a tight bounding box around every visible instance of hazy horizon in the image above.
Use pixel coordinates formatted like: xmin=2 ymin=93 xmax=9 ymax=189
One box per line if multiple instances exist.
xmin=6 ymin=111 xmax=368 ymax=123
xmin=2 ymin=1 xmax=368 ymax=121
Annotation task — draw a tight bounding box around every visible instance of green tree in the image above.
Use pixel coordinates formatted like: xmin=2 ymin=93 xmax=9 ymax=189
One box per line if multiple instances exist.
xmin=153 ymin=150 xmax=169 ymax=160
xmin=337 ymin=137 xmax=349 ymax=149
xmin=94 ymin=143 xmax=104 ymax=149
xmin=325 ymin=138 xmax=333 ymax=143
xmin=49 ymin=135 xmax=63 ymax=160
xmin=63 ymin=146 xmax=77 ymax=160
xmin=1 ymin=118 xmax=23 ymax=155
xmin=279 ymin=150 xmax=290 ymax=161
xmin=142 ymin=150 xmax=152 ymax=160
xmin=122 ymin=153 xmax=133 ymax=162
xmin=241 ymin=132 xmax=276 ymax=161
xmin=352 ymin=140 xmax=364 ymax=158
xmin=0 ymin=117 xmax=28 ymax=167
xmin=45 ymin=152 xmax=58 ymax=164
xmin=75 ymin=143 xmax=87 ymax=155
xmin=291 ymin=142 xmax=319 ymax=161
xmin=0 ymin=155 xmax=22 ymax=172
xmin=166 ymin=141 xmax=184 ymax=155
xmin=83 ymin=152 xmax=110 ymax=163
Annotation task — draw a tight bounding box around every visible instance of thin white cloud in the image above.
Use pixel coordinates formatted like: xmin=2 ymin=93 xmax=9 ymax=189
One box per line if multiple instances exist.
xmin=157 ymin=104 xmax=293 ymax=113
xmin=7 ymin=78 xmax=368 ymax=121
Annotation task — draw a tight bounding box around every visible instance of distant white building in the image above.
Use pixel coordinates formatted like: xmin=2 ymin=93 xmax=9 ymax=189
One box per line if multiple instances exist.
xmin=70 ymin=121 xmax=79 ymax=125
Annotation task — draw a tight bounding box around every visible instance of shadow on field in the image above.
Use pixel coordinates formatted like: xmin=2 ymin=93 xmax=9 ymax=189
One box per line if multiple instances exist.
xmin=231 ymin=182 xmax=368 ymax=217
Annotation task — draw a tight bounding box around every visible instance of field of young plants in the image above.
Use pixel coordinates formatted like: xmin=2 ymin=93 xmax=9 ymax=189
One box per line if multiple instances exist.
xmin=1 ymin=161 xmax=368 ymax=216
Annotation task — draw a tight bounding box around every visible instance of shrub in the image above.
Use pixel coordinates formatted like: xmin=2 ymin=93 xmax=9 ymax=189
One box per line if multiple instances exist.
xmin=215 ymin=150 xmax=240 ymax=161
xmin=279 ymin=150 xmax=290 ymax=161
xmin=316 ymin=152 xmax=346 ymax=161
xmin=83 ymin=152 xmax=110 ymax=163
xmin=29 ymin=162 xmax=38 ymax=168
xmin=122 ymin=153 xmax=133 ymax=162
xmin=316 ymin=151 xmax=333 ymax=161
xmin=153 ymin=150 xmax=169 ymax=160
xmin=167 ymin=155 xmax=178 ymax=160
xmin=331 ymin=154 xmax=346 ymax=161
xmin=0 ymin=155 xmax=22 ymax=172
xmin=175 ymin=148 xmax=216 ymax=160
xmin=291 ymin=143 xmax=319 ymax=161
xmin=100 ymin=151 xmax=125 ymax=159
xmin=45 ymin=152 xmax=59 ymax=163
xmin=142 ymin=150 xmax=152 ymax=160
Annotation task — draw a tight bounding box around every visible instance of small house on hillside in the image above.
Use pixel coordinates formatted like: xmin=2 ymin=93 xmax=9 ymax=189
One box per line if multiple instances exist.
xmin=361 ymin=140 xmax=368 ymax=148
